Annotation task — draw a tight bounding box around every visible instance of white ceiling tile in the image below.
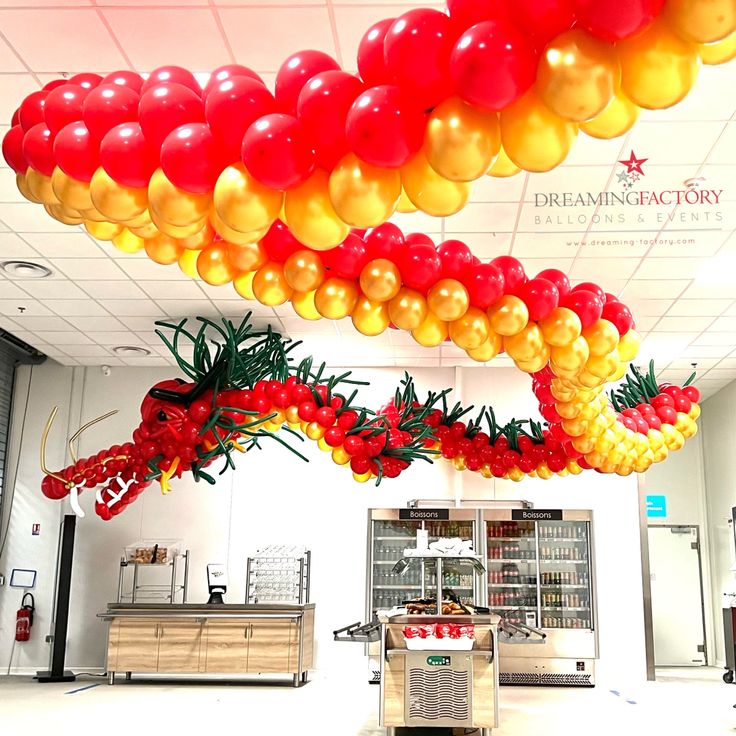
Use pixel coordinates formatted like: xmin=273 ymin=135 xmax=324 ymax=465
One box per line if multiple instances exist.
xmin=634 ymin=257 xmax=707 ymax=280
xmin=0 ymin=278 xmax=33 ymax=300
xmin=709 ymin=121 xmax=736 ymax=165
xmin=710 ymin=316 xmax=736 ymax=332
xmin=156 ymin=300 xmax=222 ymax=318
xmin=652 ymin=228 xmax=729 ymax=257
xmin=714 ymin=357 xmax=736 ymax=370
xmin=139 ymin=281 xmax=209 ymax=300
xmin=450 ymin=202 xmax=518 ymax=233
xmin=388 ymin=211 xmax=442 ymax=237
xmin=116 ymin=258 xmax=190 ymax=281
xmin=17 ymin=279 xmax=90 ymax=300
xmin=56 ymin=344 xmax=112 ymax=357
xmin=0 ymin=74 xmax=40 ymax=121
xmin=656 ymin=316 xmax=715 ymax=332
xmin=692 ymin=332 xmax=735 ymax=346
xmin=34 ymin=331 xmax=93 ymax=345
xmin=702 ymin=368 xmax=736 ymax=381
xmin=628 ymin=121 xmax=727 ymax=165
xmin=451 ymin=232 xmax=511 ymax=259
xmin=620 ymin=280 xmax=691 ymax=300
xmin=469 ymin=174 xmax=526 ymax=204
xmin=93 ymin=331 xmax=147 ymax=346
xmin=634 ymin=316 xmax=660 ymax=332
xmin=528 ymin=166 xmax=613 ymax=198
xmin=50 ymin=259 xmax=127 ymax=281
xmin=626 ymin=299 xmax=675 ymax=316
xmin=511 ymin=232 xmax=577 ymax=258
xmin=0 ymin=233 xmax=40 ymax=259
xmin=682 ymin=345 xmax=735 ymax=359
xmin=18 ymin=232 xmax=102 ymax=259
xmin=667 ymin=358 xmax=718 ymax=371
xmin=395 ymin=357 xmax=442 ymax=367
xmin=682 ymin=280 xmax=736 ymax=299
xmin=119 ymin=316 xmax=165 ymax=332
xmin=77 ymin=280 xmax=148 ymax=300
xmin=0 ymin=169 xmax=30 ymax=203
xmin=667 ymin=299 xmax=732 ymax=317
xmin=0 ymin=299 xmax=52 ymax=317
xmin=97 ymin=299 xmax=165 ymax=316
xmin=44 ymin=299 xmax=110 ymax=317
xmin=570 ymin=258 xmax=639 ymax=281
xmin=63 ymin=315 xmax=127 ymax=332
xmin=9 ymin=315 xmax=71 ymax=332
xmin=0 ymin=203 xmax=79 ymax=233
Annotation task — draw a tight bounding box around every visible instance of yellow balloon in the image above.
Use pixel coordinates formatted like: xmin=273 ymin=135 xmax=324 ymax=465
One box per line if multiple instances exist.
xmin=178 ymin=248 xmax=200 ymax=279
xmin=699 ymin=30 xmax=736 ymax=63
xmin=609 ymin=362 xmax=627 ymax=382
xmin=283 ymin=250 xmax=326 ymax=292
xmin=427 ymin=278 xmax=469 ymax=321
xmin=314 ymin=277 xmax=359 ymax=319
xmin=504 ymin=324 xmax=545 ymax=363
xmin=226 ymin=240 xmax=267 ymax=273
xmin=352 ymin=297 xmax=390 ymax=336
xmin=412 ymin=312 xmax=449 ymax=347
xmin=539 ymin=307 xmax=582 ymax=347
xmin=666 ymin=0 xmax=735 ymax=43
xmin=306 ymin=421 xmax=326 ymax=441
xmin=148 ymin=168 xmax=211 ymax=227
xmin=514 ymin=346 xmax=551 ymax=374
xmin=150 ymin=207 xmax=207 ymax=238
xmin=234 ymin=270 xmax=256 ymax=300
xmin=401 ymin=150 xmax=471 ymax=216
xmin=424 ymin=96 xmax=501 ymax=182
xmin=537 ymin=30 xmax=621 ymax=122
xmin=214 ymin=163 xmax=282 ymax=234
xmin=129 ymin=221 xmax=160 ymax=239
xmin=177 ymin=222 xmax=215 ymax=251
xmin=359 ymin=258 xmax=402 ymax=302
xmin=397 ymin=187 xmax=418 ymax=213
xmin=210 ymin=209 xmax=268 ymax=245
xmin=466 ymin=332 xmax=502 ymax=362
xmin=328 ymin=153 xmax=400 ymax=227
xmin=537 ymin=464 xmax=553 ymax=480
xmin=15 ymin=172 xmax=41 ymax=203
xmin=284 ymin=169 xmax=350 ymax=250
xmin=144 ymin=234 xmax=183 ymax=265
xmin=51 ymin=168 xmax=93 ymax=211
xmin=27 ymin=169 xmax=59 ymax=205
xmin=449 ymin=306 xmax=490 ymax=350
xmin=388 ymin=288 xmax=428 ymax=330
xmin=332 ymin=446 xmax=350 ymax=465
xmin=617 ymin=329 xmax=641 ymax=361
xmin=452 ymin=455 xmax=467 ymax=471
xmin=252 ymin=262 xmax=293 ymax=306
xmin=500 ymin=89 xmax=578 ymax=172
xmin=112 ymin=228 xmax=145 ymax=253
xmin=292 ymin=290 xmax=322 ymax=320
xmin=44 ymin=203 xmax=82 ymax=224
xmin=353 ymin=471 xmax=372 ymax=483
xmin=196 ymin=243 xmax=237 ymax=286
xmin=580 ymin=88 xmax=640 ymax=139
xmin=487 ymin=295 xmax=529 ymax=336
xmin=90 ymin=167 xmax=148 ymax=221
xmin=84 ymin=220 xmax=123 ymax=241
xmin=618 ymin=19 xmax=701 ymax=109
xmin=583 ymin=319 xmax=619 ymax=356
xmin=486 ymin=145 xmax=521 ymax=177
xmin=586 ymin=350 xmax=620 ymax=379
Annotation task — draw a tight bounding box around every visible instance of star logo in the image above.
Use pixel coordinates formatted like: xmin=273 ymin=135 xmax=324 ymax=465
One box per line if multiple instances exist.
xmin=618 ymin=150 xmax=648 ymax=176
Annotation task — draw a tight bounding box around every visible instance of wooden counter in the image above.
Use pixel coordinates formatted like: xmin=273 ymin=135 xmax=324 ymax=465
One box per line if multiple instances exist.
xmin=99 ymin=603 xmax=315 ymax=686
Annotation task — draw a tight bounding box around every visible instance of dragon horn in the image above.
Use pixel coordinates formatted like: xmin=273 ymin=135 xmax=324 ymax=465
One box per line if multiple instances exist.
xmin=40 ymin=406 xmax=71 ymax=487
xmin=67 ymin=409 xmax=119 ymax=463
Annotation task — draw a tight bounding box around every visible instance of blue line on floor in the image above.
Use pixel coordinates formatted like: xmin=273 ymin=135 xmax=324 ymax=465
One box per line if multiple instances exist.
xmin=610 ymin=689 xmax=637 ymax=705
xmin=66 ymin=683 xmax=101 ymax=695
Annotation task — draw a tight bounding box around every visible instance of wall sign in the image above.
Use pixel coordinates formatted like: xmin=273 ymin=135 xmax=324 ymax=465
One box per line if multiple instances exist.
xmin=511 ymin=509 xmax=563 ymax=521
xmin=9 ymin=569 xmax=37 ymax=588
xmin=400 ymin=509 xmax=450 ymax=520
xmin=646 ymin=495 xmax=667 ymax=518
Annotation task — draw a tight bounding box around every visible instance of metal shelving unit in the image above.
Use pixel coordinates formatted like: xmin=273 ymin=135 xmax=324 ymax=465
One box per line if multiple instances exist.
xmin=117 ymin=551 xmax=190 ymax=604
xmin=246 ymin=546 xmax=311 ymax=604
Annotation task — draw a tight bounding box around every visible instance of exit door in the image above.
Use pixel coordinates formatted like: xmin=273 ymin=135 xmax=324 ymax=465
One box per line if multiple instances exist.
xmin=648 ymin=525 xmax=706 ymax=666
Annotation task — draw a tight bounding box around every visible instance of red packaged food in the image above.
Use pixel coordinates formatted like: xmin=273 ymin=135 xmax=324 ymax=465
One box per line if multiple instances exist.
xmin=418 ymin=624 xmax=434 ymax=639
xmin=403 ymin=626 xmax=422 ymax=639
xmin=457 ymin=624 xmax=475 ymax=640
xmin=435 ymin=623 xmax=453 ymax=639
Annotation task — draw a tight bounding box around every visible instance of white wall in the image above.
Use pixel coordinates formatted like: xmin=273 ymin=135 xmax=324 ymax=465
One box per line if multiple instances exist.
xmin=1 ymin=361 xmax=647 ymax=683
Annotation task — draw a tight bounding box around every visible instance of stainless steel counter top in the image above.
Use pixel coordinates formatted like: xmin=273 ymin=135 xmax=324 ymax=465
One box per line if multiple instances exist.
xmin=105 ymin=602 xmax=314 ymax=612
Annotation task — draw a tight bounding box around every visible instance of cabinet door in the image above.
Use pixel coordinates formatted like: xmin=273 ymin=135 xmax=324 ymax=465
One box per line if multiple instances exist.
xmin=246 ymin=620 xmax=294 ymax=673
xmin=204 ymin=622 xmax=249 ymax=673
xmin=157 ymin=621 xmax=203 ymax=672
xmin=113 ymin=620 xmax=160 ymax=672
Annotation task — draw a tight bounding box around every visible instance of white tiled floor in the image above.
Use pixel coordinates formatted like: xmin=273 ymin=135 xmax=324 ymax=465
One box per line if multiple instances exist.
xmin=1 ymin=666 xmax=734 ymax=736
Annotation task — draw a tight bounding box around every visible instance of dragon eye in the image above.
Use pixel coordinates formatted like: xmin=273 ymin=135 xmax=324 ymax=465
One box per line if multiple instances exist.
xmin=157 ymin=410 xmax=167 ymax=421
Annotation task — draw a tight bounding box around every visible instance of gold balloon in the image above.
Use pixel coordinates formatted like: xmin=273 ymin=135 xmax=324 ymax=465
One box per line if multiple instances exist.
xmin=148 ymin=168 xmax=211 ymax=226
xmin=214 ymin=163 xmax=282 ymax=234
xmin=397 ymin=187 xmax=418 ymax=213
xmin=27 ymin=169 xmax=59 ymax=205
xmin=583 ymin=319 xmax=619 ymax=356
xmin=283 ymin=250 xmax=326 ymax=292
xmin=178 ymin=222 xmax=215 ymax=251
xmin=537 ymin=30 xmax=620 ymax=122
xmin=352 ymin=297 xmax=390 ymax=336
xmin=84 ymin=220 xmax=123 ymax=241
xmin=618 ymin=19 xmax=700 ymax=110
xmin=504 ymin=324 xmax=545 ymax=363
xmin=359 ymin=258 xmax=402 ymax=302
xmin=51 ymin=168 xmax=93 ymax=211
xmin=292 ymin=290 xmax=322 ymax=320
xmin=16 ymin=172 xmax=41 ymax=203
xmin=699 ymin=31 xmax=736 ymax=63
xmin=144 ymin=234 xmax=183 ymax=265
xmin=197 ymin=243 xmax=237 ymax=286
xmin=44 ymin=203 xmax=82 ymax=225
xmin=412 ymin=312 xmax=449 ymax=347
xmin=427 ymin=278 xmax=469 ymax=321
xmin=210 ymin=209 xmax=268 ymax=245
xmin=90 ymin=167 xmax=148 ymax=221
xmin=466 ymin=331 xmax=502 ymax=362
xmin=314 ymin=277 xmax=359 ymax=319
xmin=226 ymin=240 xmax=267 ymax=272
xmin=586 ymin=350 xmax=620 ymax=379
xmin=128 ymin=221 xmax=160 ymax=239
xmin=617 ymin=329 xmax=641 ymax=361
xmin=328 ymin=153 xmax=400 ymax=227
xmin=487 ymin=295 xmax=529 ymax=336
xmin=401 ymin=150 xmax=471 ymax=216
xmin=500 ymin=89 xmax=578 ymax=172
xmin=514 ymin=346 xmax=551 ymax=374
xmin=284 ymin=169 xmax=350 ymax=250
xmin=178 ymin=248 xmax=200 ymax=279
xmin=666 ymin=0 xmax=735 ymax=43
xmin=540 ymin=307 xmax=582 ymax=347
xmin=551 ymin=336 xmax=590 ymax=372
xmin=580 ymin=89 xmax=640 ymax=139
xmin=424 ymin=96 xmax=501 ymax=182
xmin=150 ymin=206 xmax=207 ymax=238
xmin=234 ymin=270 xmax=256 ymax=300
xmin=388 ymin=288 xmax=428 ymax=330
xmin=252 ymin=262 xmax=293 ymax=306
xmin=486 ymin=146 xmax=520 ymax=178
xmin=112 ymin=228 xmax=145 ymax=253
xmin=449 ymin=306 xmax=490 ymax=350
xmin=332 ymin=446 xmax=350 ymax=465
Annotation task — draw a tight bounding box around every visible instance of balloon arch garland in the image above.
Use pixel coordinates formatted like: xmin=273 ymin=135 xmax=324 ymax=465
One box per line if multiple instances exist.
xmin=1 ymin=0 xmax=726 ymax=517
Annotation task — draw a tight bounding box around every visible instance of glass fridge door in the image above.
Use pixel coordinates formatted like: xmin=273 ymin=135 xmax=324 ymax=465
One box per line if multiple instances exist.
xmin=538 ymin=520 xmax=593 ymax=630
xmin=486 ymin=519 xmax=539 ymax=627
xmin=371 ymin=518 xmax=422 ymax=611
xmin=423 ymin=518 xmax=477 ymax=605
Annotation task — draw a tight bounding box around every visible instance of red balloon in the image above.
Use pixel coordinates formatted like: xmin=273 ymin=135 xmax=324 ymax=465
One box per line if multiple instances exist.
xmin=241 ymin=114 xmax=315 ymax=190
xmin=450 ymin=20 xmax=537 ymax=111
xmin=384 ymin=9 xmax=457 ymax=109
xmin=203 ymin=64 xmax=263 ymax=98
xmin=446 ymin=0 xmax=510 ymax=29
xmin=571 ymin=281 xmax=606 ymax=301
xmin=100 ymin=122 xmax=159 ymax=188
xmin=10 ymin=108 xmax=20 ymax=125
xmin=19 ymin=90 xmax=49 ymax=131
xmin=139 ymin=83 xmax=205 ymax=150
xmin=405 ymin=233 xmax=435 ymax=246
xmin=602 ymin=301 xmax=634 ymax=334
xmin=22 ymin=124 xmax=55 ymax=176
xmin=604 ymin=292 xmax=618 ymax=303
xmin=69 ymin=72 xmax=102 ymax=91
xmin=82 ymin=84 xmax=139 ymax=141
xmin=53 ymin=121 xmax=99 ymax=182
xmin=438 ymin=239 xmax=473 ymax=280
xmin=141 ymin=66 xmax=201 ymax=96
xmin=491 ymin=255 xmax=527 ymax=293
xmin=161 ymin=123 xmax=225 ymax=194
xmin=574 ymin=0 xmax=664 ymax=42
xmin=102 ymin=70 xmax=144 ymax=92
xmin=400 ymin=242 xmax=441 ymax=291
xmin=365 ymin=222 xmax=405 ymax=260
xmin=296 ymin=71 xmax=364 ymax=170
xmin=357 ymin=18 xmax=395 ymax=87
xmin=44 ymin=84 xmax=91 ymax=136
xmin=508 ymin=0 xmax=576 ymax=46
xmin=467 ymin=263 xmax=505 ymax=308
xmin=43 ymin=79 xmax=67 ymax=92
xmin=345 ymin=85 xmax=425 ymax=168
xmin=536 ymin=268 xmax=571 ymax=298
xmin=518 ymin=277 xmax=559 ymax=321
xmin=3 ymin=125 xmax=28 ymax=173
xmin=322 ymin=233 xmax=368 ymax=278
xmin=205 ymin=77 xmax=277 ymax=162
xmin=274 ymin=51 xmax=340 ymax=115
xmin=562 ymin=289 xmax=604 ymax=328
xmin=261 ymin=220 xmax=302 ymax=261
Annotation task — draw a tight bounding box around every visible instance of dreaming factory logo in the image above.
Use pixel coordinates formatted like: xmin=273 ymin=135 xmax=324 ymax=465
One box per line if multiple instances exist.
xmin=617 ymin=150 xmax=648 ymax=189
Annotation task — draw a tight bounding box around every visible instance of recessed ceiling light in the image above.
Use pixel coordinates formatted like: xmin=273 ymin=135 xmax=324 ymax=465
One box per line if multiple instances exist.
xmin=112 ymin=346 xmax=151 ymax=356
xmin=1 ymin=260 xmax=53 ymax=279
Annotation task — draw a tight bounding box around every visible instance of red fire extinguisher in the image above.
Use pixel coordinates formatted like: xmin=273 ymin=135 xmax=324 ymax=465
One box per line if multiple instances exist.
xmin=15 ymin=593 xmax=35 ymax=642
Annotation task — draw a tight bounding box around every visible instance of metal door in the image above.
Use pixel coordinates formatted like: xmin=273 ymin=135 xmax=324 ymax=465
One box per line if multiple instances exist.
xmin=648 ymin=525 xmax=707 ymax=666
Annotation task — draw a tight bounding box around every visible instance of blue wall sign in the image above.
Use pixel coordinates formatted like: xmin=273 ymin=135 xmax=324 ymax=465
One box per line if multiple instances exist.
xmin=646 ymin=495 xmax=667 ymax=518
